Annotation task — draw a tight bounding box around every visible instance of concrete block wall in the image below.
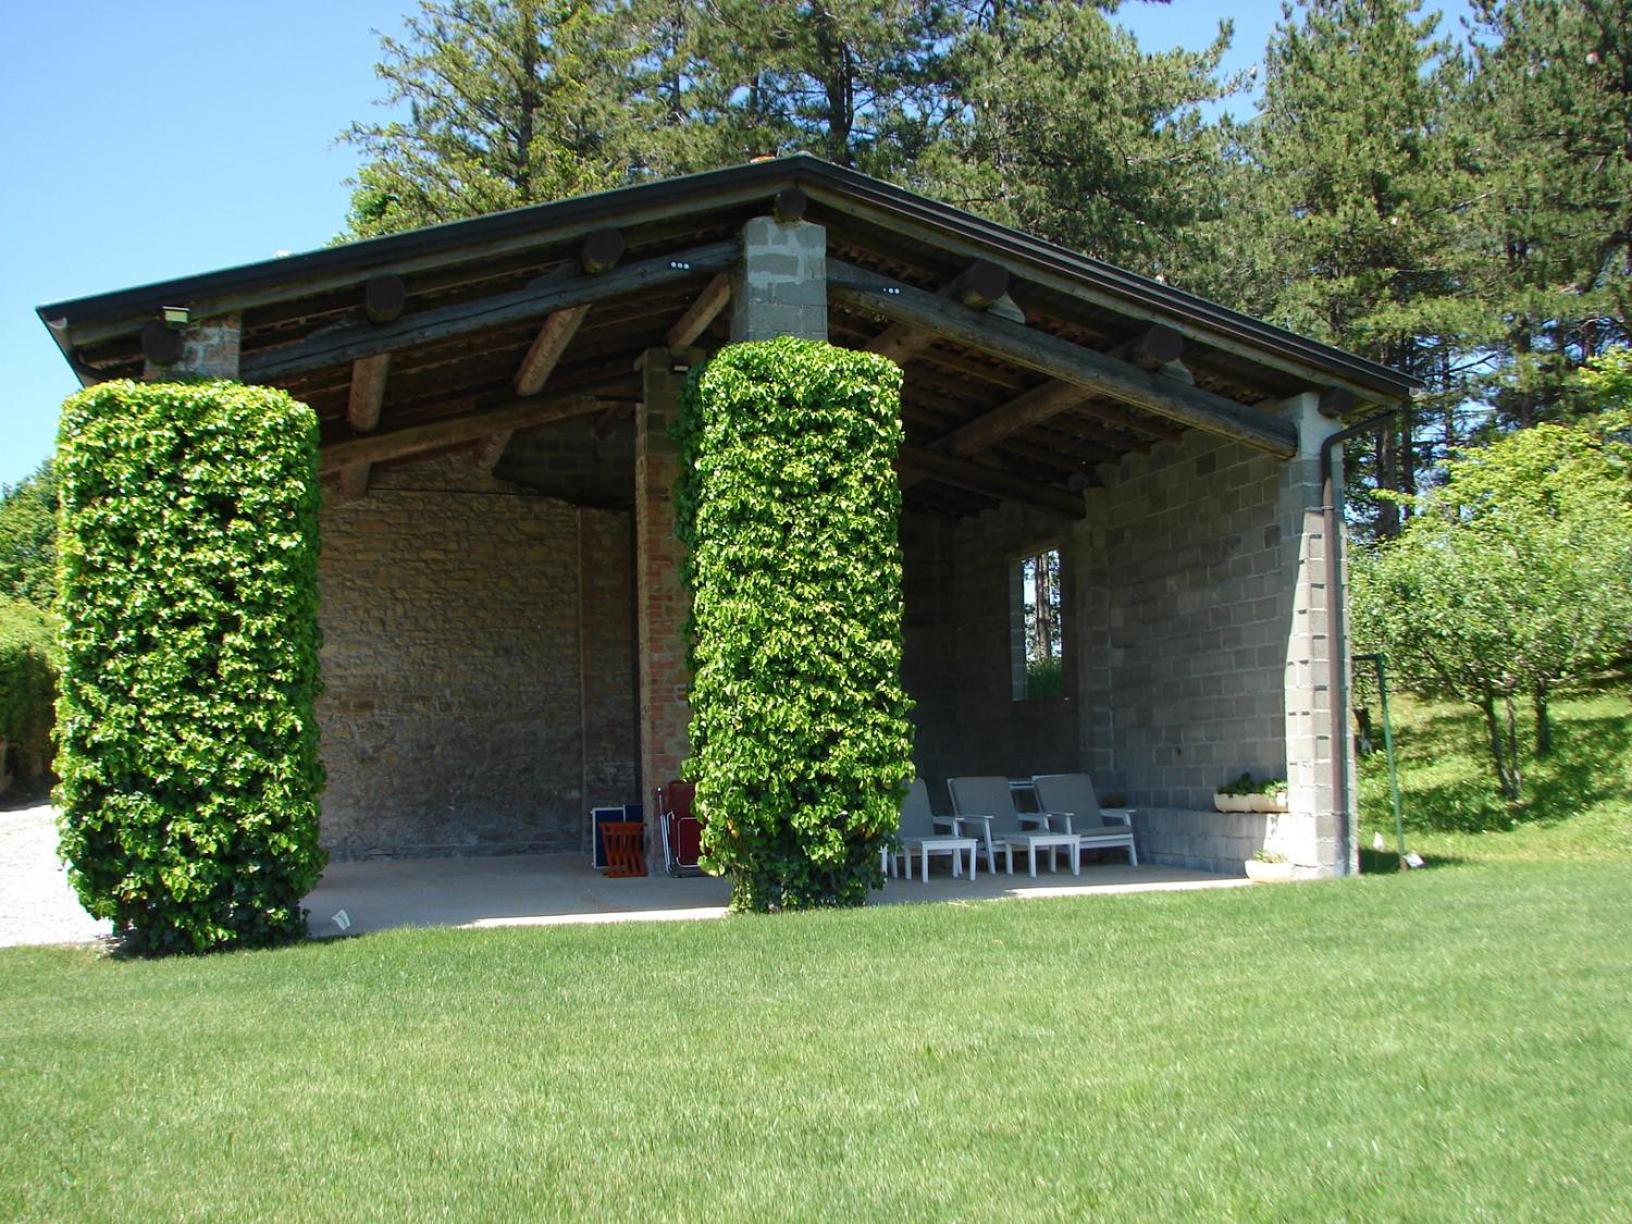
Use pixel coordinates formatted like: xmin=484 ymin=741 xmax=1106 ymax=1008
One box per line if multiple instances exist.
xmin=730 ymin=217 xmax=827 ymax=342
xmin=1082 ymin=428 xmax=1292 ymax=812
xmin=901 ymin=503 xmax=1082 ymax=814
xmin=316 ymin=454 xmax=636 ymax=859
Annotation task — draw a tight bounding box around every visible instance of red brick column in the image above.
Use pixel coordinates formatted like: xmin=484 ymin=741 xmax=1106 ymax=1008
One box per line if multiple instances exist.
xmin=634 ymin=346 xmax=699 ymax=865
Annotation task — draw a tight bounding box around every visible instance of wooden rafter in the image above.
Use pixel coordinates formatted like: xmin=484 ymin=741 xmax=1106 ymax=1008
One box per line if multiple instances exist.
xmin=333 ymin=352 xmax=393 ymax=500
xmin=897 ymin=445 xmax=1085 ymax=518
xmin=665 ymin=272 xmax=732 ymax=348
xmin=319 ymin=384 xmax=628 ymax=475
xmin=831 ymin=259 xmax=1299 ymax=458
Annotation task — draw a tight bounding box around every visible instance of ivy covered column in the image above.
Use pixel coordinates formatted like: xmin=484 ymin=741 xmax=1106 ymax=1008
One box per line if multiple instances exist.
xmin=674 ymin=338 xmax=914 ymax=910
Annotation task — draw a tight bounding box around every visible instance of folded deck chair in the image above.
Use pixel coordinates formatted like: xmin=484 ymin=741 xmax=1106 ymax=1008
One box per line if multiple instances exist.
xmin=895 ymin=779 xmax=979 ymax=883
xmin=947 ymin=776 xmax=1082 ymax=878
xmin=1031 ymin=773 xmax=1138 ymax=867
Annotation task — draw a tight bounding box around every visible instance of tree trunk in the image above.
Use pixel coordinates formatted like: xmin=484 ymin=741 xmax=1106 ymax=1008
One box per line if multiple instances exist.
xmin=1534 ymin=681 xmax=1553 ymax=757
xmin=1375 ymin=425 xmax=1400 ymax=537
xmin=1479 ymin=692 xmax=1522 ymax=802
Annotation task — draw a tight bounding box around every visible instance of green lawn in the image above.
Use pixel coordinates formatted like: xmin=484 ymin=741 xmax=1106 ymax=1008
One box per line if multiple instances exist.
xmin=1357 ymin=687 xmax=1632 ymax=865
xmin=5 ymin=859 xmax=1632 ymax=1219
xmin=5 ymin=687 xmax=1629 ymax=1220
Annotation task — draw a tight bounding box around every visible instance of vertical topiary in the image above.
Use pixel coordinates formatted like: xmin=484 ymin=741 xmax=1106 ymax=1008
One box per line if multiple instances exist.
xmin=674 ymin=337 xmax=914 ymax=911
xmin=55 ymin=380 xmax=325 ymax=954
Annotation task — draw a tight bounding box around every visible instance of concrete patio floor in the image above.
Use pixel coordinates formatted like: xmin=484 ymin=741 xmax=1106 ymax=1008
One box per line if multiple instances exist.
xmin=303 ymin=851 xmax=1248 ymax=938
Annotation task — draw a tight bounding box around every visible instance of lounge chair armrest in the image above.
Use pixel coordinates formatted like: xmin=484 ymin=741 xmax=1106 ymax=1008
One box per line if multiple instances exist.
xmin=1036 ymin=810 xmax=1075 ymax=834
xmin=1017 ymin=813 xmax=1051 ymax=831
xmin=931 ymin=816 xmax=958 ymax=834
xmin=1099 ymin=808 xmax=1135 ymax=826
xmin=952 ymin=814 xmax=994 ymax=839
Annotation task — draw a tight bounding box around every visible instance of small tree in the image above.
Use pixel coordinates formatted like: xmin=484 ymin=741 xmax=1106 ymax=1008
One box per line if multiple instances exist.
xmin=0 ymin=599 xmax=57 ymax=793
xmin=56 ymin=381 xmax=326 ymax=954
xmin=673 ymin=338 xmax=914 ymax=911
xmin=1352 ymin=391 xmax=1632 ymax=799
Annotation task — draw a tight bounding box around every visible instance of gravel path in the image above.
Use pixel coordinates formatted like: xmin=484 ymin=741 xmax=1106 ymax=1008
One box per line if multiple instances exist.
xmin=0 ymin=802 xmax=110 ymax=947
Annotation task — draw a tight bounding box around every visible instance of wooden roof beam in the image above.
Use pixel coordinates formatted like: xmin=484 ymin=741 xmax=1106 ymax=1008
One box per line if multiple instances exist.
xmin=866 ymin=259 xmax=1011 ymax=366
xmin=242 ymin=239 xmax=739 ymax=381
xmin=830 ymin=259 xmax=1299 ymax=458
xmin=897 ymin=445 xmax=1086 ymax=519
xmin=333 ymin=352 xmax=393 ymax=501
xmin=665 ymin=272 xmax=732 ymax=348
xmin=319 ymin=383 xmax=628 ymax=475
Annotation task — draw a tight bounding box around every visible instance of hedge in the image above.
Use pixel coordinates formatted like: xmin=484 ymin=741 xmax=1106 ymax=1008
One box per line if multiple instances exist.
xmin=0 ymin=598 xmax=57 ymax=793
xmin=674 ymin=337 xmax=914 ymax=911
xmin=55 ymin=380 xmax=325 ymax=954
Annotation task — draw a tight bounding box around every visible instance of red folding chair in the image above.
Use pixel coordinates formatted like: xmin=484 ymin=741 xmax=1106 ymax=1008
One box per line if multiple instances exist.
xmin=657 ymin=780 xmax=704 ymax=877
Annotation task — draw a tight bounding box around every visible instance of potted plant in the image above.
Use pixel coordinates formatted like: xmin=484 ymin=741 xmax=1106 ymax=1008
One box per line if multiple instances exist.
xmin=1249 ymin=778 xmax=1289 ymax=813
xmin=1213 ymin=773 xmax=1257 ymax=812
xmin=1245 ymin=849 xmax=1293 ymax=883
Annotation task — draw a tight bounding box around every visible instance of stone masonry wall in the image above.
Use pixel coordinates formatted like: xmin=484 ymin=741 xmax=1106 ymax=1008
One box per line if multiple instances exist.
xmin=317 ymin=454 xmax=635 ymax=859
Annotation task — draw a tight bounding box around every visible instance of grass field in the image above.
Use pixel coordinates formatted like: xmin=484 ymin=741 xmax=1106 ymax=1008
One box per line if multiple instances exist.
xmin=1357 ymin=688 xmax=1632 ymax=865
xmin=3 ymin=689 xmax=1628 ymax=1220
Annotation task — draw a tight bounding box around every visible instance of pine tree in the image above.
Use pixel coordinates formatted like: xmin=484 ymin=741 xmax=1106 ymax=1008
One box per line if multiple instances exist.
xmin=920 ymin=1 xmax=1242 ymax=281
xmin=1461 ymin=0 xmax=1632 ymax=430
xmin=1222 ymin=0 xmax=1475 ymax=535
xmin=340 ymin=0 xmax=638 ymax=237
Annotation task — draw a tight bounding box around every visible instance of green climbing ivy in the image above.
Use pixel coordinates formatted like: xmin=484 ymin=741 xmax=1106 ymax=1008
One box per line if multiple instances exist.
xmin=674 ymin=337 xmax=914 ymax=912
xmin=55 ymin=380 xmax=325 ymax=954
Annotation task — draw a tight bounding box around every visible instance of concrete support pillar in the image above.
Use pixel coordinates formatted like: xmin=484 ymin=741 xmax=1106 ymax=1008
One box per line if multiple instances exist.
xmin=142 ymin=314 xmax=242 ymax=380
xmin=1274 ymin=392 xmax=1355 ymax=877
xmin=634 ymin=346 xmax=700 ymax=866
xmin=730 ymin=217 xmax=827 ymax=342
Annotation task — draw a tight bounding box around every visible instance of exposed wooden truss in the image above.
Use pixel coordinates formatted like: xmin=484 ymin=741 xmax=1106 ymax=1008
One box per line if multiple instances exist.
xmin=243 ymin=240 xmax=740 ymax=381
xmin=665 ymin=272 xmax=732 ymax=348
xmin=830 ymin=259 xmax=1300 ymax=457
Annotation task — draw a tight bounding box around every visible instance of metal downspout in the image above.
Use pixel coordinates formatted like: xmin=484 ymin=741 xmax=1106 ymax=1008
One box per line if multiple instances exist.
xmin=1317 ymin=410 xmax=1399 ymax=875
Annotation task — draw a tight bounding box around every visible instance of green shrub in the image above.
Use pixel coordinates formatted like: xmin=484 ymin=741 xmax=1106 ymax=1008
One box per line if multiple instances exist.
xmin=0 ymin=598 xmax=58 ymax=792
xmin=1025 ymin=656 xmax=1064 ymax=698
xmin=55 ymin=380 xmax=325 ymax=954
xmin=674 ymin=337 xmax=914 ymax=911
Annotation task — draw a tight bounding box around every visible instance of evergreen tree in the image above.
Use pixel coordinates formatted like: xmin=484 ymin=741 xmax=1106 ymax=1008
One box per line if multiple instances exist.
xmin=1461 ymin=0 xmax=1632 ymax=429
xmin=921 ymin=1 xmax=1242 ymax=280
xmin=1221 ymin=0 xmax=1475 ymax=535
xmin=341 ymin=0 xmax=638 ymax=238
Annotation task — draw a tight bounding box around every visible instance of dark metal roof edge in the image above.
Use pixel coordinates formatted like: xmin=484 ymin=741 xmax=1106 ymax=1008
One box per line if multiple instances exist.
xmin=791 ymin=161 xmax=1421 ymax=397
xmin=35 ymin=157 xmax=801 ymax=326
xmin=36 ymin=152 xmax=1419 ymax=397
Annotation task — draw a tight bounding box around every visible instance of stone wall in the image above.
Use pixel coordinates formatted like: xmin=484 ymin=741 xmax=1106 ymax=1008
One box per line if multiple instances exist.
xmin=317 ymin=455 xmax=636 ymax=859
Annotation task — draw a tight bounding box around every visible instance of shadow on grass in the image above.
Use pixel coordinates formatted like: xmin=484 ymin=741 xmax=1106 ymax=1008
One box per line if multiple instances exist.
xmin=1359 ymin=846 xmax=1468 ymax=873
xmin=1362 ymin=698 xmax=1631 ymax=835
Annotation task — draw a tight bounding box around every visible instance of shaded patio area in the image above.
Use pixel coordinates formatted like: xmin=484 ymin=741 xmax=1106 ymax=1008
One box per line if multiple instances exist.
xmin=303 ymin=854 xmax=1247 ymax=938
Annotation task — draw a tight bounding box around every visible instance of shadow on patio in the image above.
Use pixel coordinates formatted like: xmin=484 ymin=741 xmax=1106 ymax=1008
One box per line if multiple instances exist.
xmin=303 ymin=853 xmax=1248 ymax=938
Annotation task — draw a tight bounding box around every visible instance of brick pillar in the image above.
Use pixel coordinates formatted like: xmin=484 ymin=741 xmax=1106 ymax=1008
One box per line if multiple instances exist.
xmin=730 ymin=217 xmax=827 ymax=342
xmin=1274 ymin=392 xmax=1355 ymax=877
xmin=142 ymin=314 xmax=242 ymax=380
xmin=634 ymin=346 xmax=700 ymax=866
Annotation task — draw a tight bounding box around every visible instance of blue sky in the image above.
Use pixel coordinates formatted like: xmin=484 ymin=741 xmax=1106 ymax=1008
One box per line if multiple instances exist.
xmin=1 ymin=1 xmax=1468 ymax=487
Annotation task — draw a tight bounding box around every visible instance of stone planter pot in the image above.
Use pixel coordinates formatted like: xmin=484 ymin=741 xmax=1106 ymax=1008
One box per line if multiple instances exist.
xmin=1249 ymin=792 xmax=1289 ymax=813
xmin=1214 ymin=793 xmax=1251 ymax=813
xmin=1245 ymin=858 xmax=1294 ymax=884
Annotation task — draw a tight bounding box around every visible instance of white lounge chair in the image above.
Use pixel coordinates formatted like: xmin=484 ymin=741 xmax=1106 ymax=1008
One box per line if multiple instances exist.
xmin=947 ymin=776 xmax=1081 ymax=878
xmin=1031 ymin=773 xmax=1138 ymax=866
xmin=896 ymin=779 xmax=979 ymax=883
